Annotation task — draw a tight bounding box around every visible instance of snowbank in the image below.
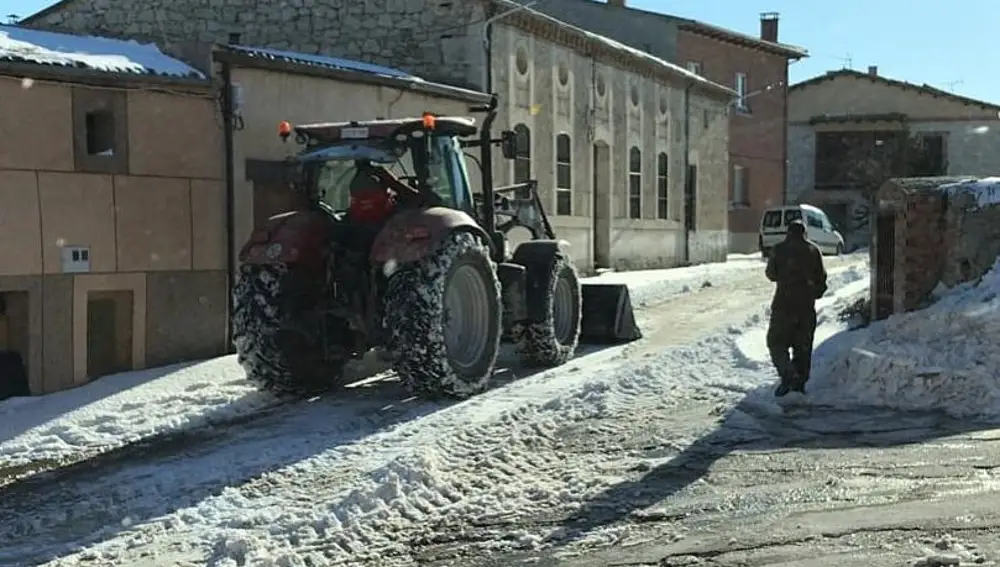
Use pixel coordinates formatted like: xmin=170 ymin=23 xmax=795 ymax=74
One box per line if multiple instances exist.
xmin=939 ymin=177 xmax=1000 ymax=209
xmin=808 ymin=259 xmax=1000 ymax=419
xmin=0 ymin=357 xmax=267 ymax=467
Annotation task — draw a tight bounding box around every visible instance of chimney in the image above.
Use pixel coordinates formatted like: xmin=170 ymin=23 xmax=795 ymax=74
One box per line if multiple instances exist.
xmin=608 ymin=0 xmax=626 ymax=6
xmin=868 ymin=65 xmax=878 ymax=76
xmin=760 ymin=12 xmax=779 ymax=42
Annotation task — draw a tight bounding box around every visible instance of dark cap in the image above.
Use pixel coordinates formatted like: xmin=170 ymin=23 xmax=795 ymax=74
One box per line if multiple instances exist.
xmin=787 ymin=219 xmax=806 ymax=237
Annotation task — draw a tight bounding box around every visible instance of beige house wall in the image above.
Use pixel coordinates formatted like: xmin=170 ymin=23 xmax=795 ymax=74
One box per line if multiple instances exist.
xmin=0 ymin=76 xmax=228 ymax=395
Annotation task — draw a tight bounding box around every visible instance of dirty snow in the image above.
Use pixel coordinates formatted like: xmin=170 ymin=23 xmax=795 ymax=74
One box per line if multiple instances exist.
xmin=939 ymin=176 xmax=1000 ymax=209
xmin=0 ymin=254 xmax=875 ymax=566
xmin=0 ymin=24 xmax=203 ymax=77
xmin=0 ymin=359 xmax=270 ymax=468
xmin=735 ymin=257 xmax=1000 ymax=420
xmin=0 ymin=253 xmax=765 ymax=469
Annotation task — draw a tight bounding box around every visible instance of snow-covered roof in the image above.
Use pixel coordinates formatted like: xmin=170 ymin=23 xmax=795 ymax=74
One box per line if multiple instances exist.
xmin=225 ymin=45 xmax=419 ymax=82
xmin=0 ymin=24 xmax=204 ymax=79
xmin=217 ymin=44 xmax=491 ymax=103
xmin=492 ymin=0 xmax=735 ymax=99
xmin=938 ymin=177 xmax=1000 ymax=209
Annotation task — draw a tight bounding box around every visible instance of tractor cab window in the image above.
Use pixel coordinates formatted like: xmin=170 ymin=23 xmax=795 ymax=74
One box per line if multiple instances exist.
xmin=313 ymin=152 xmax=414 ymax=212
xmin=425 ymin=136 xmax=472 ymax=211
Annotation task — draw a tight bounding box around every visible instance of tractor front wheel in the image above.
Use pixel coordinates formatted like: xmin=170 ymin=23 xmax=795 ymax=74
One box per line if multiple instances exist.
xmin=511 ymin=248 xmax=582 ymax=367
xmin=231 ymin=264 xmax=346 ymax=398
xmin=383 ymin=231 xmax=502 ymax=399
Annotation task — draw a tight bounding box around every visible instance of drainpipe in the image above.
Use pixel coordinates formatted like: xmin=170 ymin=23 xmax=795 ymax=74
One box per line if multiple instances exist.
xmin=782 ymin=59 xmax=795 ymax=204
xmin=682 ymin=83 xmax=692 ymax=264
xmin=221 ymin=34 xmax=238 ymax=353
xmin=481 ymin=0 xmax=542 ymax=93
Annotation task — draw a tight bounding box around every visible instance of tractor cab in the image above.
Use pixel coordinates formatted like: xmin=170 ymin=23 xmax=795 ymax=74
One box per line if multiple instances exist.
xmin=280 ymin=115 xmax=480 ymax=224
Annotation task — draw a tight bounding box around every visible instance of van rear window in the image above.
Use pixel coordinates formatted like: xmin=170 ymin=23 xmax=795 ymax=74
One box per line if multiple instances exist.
xmin=762 ymin=211 xmax=783 ymax=228
xmin=784 ymin=209 xmax=802 ymax=224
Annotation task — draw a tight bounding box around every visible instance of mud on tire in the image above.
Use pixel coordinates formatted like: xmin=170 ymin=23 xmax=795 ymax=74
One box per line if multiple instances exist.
xmin=383 ymin=231 xmax=502 ymax=399
xmin=231 ymin=264 xmax=345 ymax=397
xmin=511 ymin=248 xmax=582 ymax=367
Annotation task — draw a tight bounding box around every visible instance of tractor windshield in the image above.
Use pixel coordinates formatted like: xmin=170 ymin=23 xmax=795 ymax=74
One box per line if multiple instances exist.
xmin=298 ymin=136 xmax=471 ymax=213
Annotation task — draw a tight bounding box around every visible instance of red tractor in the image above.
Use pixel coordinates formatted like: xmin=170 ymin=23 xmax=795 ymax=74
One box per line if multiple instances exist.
xmin=232 ymin=95 xmax=640 ymax=399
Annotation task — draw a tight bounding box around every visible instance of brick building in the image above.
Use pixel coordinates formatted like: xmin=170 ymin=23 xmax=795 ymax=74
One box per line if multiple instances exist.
xmin=872 ymin=176 xmax=1000 ymax=320
xmin=675 ymin=14 xmax=807 ymax=252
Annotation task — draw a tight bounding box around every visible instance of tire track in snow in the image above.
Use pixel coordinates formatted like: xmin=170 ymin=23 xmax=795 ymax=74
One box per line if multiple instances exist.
xmin=43 ymin=255 xmax=869 ymax=566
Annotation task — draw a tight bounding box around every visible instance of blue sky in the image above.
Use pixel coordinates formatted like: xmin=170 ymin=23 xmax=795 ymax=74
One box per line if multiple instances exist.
xmin=6 ymin=0 xmax=998 ymax=103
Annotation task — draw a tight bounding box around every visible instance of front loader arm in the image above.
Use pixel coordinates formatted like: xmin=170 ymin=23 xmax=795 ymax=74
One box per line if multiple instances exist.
xmin=490 ymin=180 xmax=557 ymax=241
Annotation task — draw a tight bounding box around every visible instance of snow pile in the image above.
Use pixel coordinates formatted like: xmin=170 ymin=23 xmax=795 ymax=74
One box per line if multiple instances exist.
xmin=809 ymin=258 xmax=1000 ymax=419
xmin=0 ymin=25 xmax=203 ymax=78
xmin=0 ymin=357 xmax=267 ymax=467
xmin=939 ymin=177 xmax=1000 ymax=209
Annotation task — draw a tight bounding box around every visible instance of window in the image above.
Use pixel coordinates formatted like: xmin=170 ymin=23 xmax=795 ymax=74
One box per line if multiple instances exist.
xmin=85 ymin=110 xmax=116 ymax=156
xmin=735 ymin=72 xmax=749 ymax=112
xmin=628 ymin=147 xmax=641 ymax=219
xmin=806 ymin=212 xmax=824 ymax=229
xmin=686 ymin=61 xmax=702 ymax=75
xmin=783 ymin=209 xmax=802 ymax=225
xmin=73 ymin=89 xmax=127 ymax=174
xmin=732 ymin=164 xmax=748 ymax=205
xmin=555 ymin=133 xmax=572 ymax=216
xmin=762 ymin=210 xmax=782 ymax=229
xmin=513 ymin=124 xmax=531 ymax=197
xmin=656 ymin=152 xmax=668 ymax=219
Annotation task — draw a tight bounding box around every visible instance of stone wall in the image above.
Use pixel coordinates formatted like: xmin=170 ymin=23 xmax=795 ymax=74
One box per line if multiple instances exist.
xmin=941 ymin=194 xmax=1000 ymax=287
xmin=25 ymin=0 xmax=489 ymax=89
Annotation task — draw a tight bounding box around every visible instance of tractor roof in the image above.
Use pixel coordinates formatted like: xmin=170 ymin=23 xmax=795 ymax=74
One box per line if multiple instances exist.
xmin=293 ymin=115 xmax=478 ymax=144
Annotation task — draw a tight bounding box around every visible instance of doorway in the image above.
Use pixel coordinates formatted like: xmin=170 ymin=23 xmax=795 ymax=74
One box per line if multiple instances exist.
xmin=873 ymin=211 xmax=896 ymax=320
xmin=86 ymin=290 xmax=134 ymax=379
xmin=592 ymin=141 xmax=611 ymax=269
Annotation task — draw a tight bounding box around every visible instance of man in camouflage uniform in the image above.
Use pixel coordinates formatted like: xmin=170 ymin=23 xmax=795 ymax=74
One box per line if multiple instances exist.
xmin=765 ymin=219 xmax=828 ymax=397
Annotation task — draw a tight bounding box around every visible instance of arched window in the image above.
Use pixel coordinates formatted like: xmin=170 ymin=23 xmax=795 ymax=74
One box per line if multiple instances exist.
xmin=555 ymin=133 xmax=572 ymax=215
xmin=628 ymin=147 xmax=642 ymax=219
xmin=513 ymin=124 xmax=531 ymax=198
xmin=656 ymin=152 xmax=669 ymax=219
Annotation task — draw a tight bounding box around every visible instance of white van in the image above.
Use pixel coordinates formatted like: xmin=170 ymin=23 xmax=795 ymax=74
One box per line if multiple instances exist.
xmin=758 ymin=204 xmax=845 ymax=257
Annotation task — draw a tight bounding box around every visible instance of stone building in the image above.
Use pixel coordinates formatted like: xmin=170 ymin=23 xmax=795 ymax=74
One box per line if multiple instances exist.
xmin=788 ymin=68 xmax=1000 ymax=250
xmin=871 ymin=176 xmax=1000 ymax=320
xmin=496 ymin=0 xmax=808 ymax=253
xmin=0 ymin=25 xmax=227 ymax=395
xmin=22 ymin=0 xmax=734 ymax=269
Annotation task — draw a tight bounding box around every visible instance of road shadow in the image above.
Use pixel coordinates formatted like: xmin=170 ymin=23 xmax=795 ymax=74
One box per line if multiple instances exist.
xmin=0 ymin=342 xmax=621 ymax=565
xmin=551 ymin=321 xmax=1000 ymax=547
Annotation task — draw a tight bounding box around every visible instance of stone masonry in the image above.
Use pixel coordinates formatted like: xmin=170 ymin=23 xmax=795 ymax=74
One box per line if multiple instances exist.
xmin=26 ymin=0 xmax=489 ymax=89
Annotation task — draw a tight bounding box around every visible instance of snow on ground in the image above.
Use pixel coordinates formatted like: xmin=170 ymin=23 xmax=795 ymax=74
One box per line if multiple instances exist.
xmin=0 ymin=252 xmax=770 ymax=470
xmin=736 ymin=257 xmax=1000 ymax=420
xmin=2 ymin=254 xmax=872 ymax=567
xmin=0 ymin=360 xmax=269 ymax=468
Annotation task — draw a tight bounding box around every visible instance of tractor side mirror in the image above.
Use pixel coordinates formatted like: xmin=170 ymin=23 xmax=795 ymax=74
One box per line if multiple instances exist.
xmin=500 ymin=130 xmax=517 ymax=160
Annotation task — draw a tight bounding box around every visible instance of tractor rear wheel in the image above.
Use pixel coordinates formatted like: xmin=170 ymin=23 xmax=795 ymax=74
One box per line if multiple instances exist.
xmin=383 ymin=231 xmax=502 ymax=399
xmin=231 ymin=264 xmax=346 ymax=397
xmin=512 ymin=248 xmax=582 ymax=367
